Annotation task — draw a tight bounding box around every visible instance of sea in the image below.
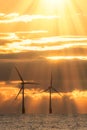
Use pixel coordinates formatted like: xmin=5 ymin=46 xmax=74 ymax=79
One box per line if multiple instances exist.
xmin=0 ymin=114 xmax=87 ymax=130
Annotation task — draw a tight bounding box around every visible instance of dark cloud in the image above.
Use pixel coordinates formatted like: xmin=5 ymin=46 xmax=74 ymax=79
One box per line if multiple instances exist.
xmin=0 ymin=59 xmax=87 ymax=92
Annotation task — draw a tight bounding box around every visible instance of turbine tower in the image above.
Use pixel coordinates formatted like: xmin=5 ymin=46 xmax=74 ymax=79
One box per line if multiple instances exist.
xmin=41 ymin=72 xmax=61 ymax=114
xmin=15 ymin=67 xmax=39 ymax=114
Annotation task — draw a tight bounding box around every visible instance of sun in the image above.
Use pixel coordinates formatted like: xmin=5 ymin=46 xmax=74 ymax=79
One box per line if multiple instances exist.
xmin=46 ymin=0 xmax=65 ymax=4
xmin=39 ymin=0 xmax=66 ymax=14
xmin=43 ymin=0 xmax=65 ymax=9
xmin=50 ymin=0 xmax=65 ymax=5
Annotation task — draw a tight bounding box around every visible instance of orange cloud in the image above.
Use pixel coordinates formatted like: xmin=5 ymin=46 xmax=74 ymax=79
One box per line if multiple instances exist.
xmin=0 ymin=35 xmax=87 ymax=54
xmin=46 ymin=56 xmax=87 ymax=61
xmin=0 ymin=83 xmax=86 ymax=114
xmin=0 ymin=13 xmax=60 ymax=23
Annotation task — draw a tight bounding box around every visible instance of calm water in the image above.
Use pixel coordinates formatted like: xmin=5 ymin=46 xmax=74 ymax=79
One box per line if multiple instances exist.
xmin=0 ymin=114 xmax=87 ymax=130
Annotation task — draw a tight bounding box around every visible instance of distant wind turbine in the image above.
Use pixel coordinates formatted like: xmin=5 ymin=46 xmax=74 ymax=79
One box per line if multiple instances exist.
xmin=41 ymin=72 xmax=61 ymax=114
xmin=15 ymin=66 xmax=39 ymax=114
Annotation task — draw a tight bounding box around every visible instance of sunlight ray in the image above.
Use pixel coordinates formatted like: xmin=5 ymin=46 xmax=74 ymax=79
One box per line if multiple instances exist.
xmin=66 ymin=0 xmax=85 ymax=34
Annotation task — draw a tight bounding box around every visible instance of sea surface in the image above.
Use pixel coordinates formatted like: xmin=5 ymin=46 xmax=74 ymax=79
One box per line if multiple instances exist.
xmin=0 ymin=114 xmax=87 ymax=130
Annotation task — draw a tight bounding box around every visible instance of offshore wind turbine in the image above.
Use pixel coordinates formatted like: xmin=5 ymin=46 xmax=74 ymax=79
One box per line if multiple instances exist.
xmin=41 ymin=72 xmax=61 ymax=114
xmin=15 ymin=66 xmax=39 ymax=114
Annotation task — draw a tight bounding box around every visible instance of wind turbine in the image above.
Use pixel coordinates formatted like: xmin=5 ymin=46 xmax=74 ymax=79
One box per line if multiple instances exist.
xmin=15 ymin=66 xmax=39 ymax=114
xmin=41 ymin=72 xmax=61 ymax=114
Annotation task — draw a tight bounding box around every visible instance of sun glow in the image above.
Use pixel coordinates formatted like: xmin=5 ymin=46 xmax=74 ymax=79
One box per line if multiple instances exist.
xmin=45 ymin=0 xmax=65 ymax=5
xmin=38 ymin=0 xmax=66 ymax=18
xmin=46 ymin=56 xmax=87 ymax=61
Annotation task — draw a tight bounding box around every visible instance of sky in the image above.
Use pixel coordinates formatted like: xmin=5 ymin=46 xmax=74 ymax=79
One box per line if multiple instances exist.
xmin=0 ymin=0 xmax=87 ymax=114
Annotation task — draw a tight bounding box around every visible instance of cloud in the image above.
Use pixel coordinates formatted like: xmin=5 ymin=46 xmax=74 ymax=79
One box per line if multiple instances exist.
xmin=46 ymin=56 xmax=87 ymax=61
xmin=26 ymin=30 xmax=48 ymax=34
xmin=0 ymin=34 xmax=87 ymax=70
xmin=0 ymin=85 xmax=86 ymax=114
xmin=0 ymin=34 xmax=87 ymax=93
xmin=0 ymin=34 xmax=87 ymax=54
xmin=0 ymin=13 xmax=60 ymax=23
xmin=0 ymin=13 xmax=86 ymax=32
xmin=0 ymin=32 xmax=19 ymax=40
xmin=0 ymin=59 xmax=87 ymax=92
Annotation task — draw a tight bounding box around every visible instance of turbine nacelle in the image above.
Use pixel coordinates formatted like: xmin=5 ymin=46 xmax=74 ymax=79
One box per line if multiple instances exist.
xmin=20 ymin=81 xmax=40 ymax=85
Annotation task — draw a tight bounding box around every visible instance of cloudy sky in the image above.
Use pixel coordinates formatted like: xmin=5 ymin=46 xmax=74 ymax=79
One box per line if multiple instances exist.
xmin=0 ymin=0 xmax=87 ymax=114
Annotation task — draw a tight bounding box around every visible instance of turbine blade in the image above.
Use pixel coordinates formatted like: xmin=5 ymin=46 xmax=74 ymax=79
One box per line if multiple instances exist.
xmin=24 ymin=82 xmax=40 ymax=85
xmin=40 ymin=88 xmax=49 ymax=93
xmin=15 ymin=66 xmax=24 ymax=82
xmin=52 ymin=87 xmax=62 ymax=96
xmin=14 ymin=86 xmax=23 ymax=100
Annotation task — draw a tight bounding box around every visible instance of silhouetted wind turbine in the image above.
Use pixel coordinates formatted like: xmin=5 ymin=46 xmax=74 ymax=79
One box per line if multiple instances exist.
xmin=15 ymin=66 xmax=39 ymax=114
xmin=41 ymin=72 xmax=61 ymax=114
